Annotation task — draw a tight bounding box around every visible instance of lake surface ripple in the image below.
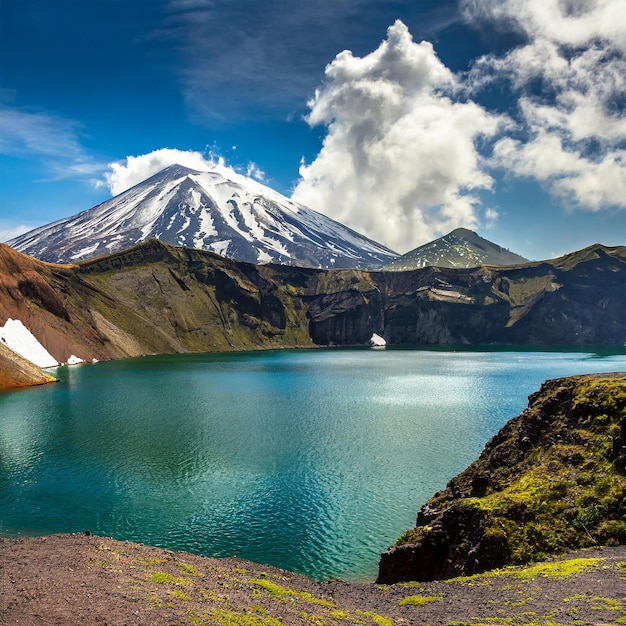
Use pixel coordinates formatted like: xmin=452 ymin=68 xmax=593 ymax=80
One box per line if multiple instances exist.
xmin=2 ymin=347 xmax=626 ymax=581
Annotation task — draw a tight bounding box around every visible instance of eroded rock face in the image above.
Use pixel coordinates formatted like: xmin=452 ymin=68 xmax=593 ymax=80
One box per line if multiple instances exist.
xmin=0 ymin=342 xmax=57 ymax=389
xmin=377 ymin=373 xmax=626 ymax=583
xmin=1 ymin=241 xmax=625 ymax=390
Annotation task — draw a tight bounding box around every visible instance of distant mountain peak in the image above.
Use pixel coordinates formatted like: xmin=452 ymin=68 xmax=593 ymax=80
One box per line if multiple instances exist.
xmin=8 ymin=165 xmax=398 ymax=270
xmin=382 ymin=228 xmax=528 ymax=271
xmin=449 ymin=227 xmax=476 ymax=238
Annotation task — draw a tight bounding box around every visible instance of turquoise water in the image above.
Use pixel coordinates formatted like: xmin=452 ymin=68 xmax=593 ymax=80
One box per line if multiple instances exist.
xmin=1 ymin=347 xmax=626 ymax=581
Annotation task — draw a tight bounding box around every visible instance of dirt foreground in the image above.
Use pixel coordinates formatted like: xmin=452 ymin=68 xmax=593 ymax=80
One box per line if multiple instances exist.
xmin=1 ymin=534 xmax=625 ymax=625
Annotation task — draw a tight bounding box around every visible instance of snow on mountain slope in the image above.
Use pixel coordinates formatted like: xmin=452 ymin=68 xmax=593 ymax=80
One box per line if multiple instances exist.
xmin=0 ymin=318 xmax=59 ymax=368
xmin=382 ymin=228 xmax=529 ymax=270
xmin=8 ymin=165 xmax=398 ymax=269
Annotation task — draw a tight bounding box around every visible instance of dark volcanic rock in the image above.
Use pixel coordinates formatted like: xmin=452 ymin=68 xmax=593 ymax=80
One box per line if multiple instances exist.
xmin=377 ymin=373 xmax=626 ymax=583
xmin=1 ymin=242 xmax=626 ymax=389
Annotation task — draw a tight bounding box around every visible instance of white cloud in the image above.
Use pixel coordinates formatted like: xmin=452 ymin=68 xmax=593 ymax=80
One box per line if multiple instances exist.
xmin=463 ymin=0 xmax=626 ymax=52
xmin=0 ymin=105 xmax=85 ymax=159
xmin=0 ymin=103 xmax=107 ymax=184
xmin=484 ymin=207 xmax=499 ymax=228
xmin=100 ymin=148 xmax=266 ymax=196
xmin=292 ymin=20 xmax=504 ymax=253
xmin=464 ymin=0 xmax=626 ymax=211
xmin=0 ymin=223 xmax=31 ymax=243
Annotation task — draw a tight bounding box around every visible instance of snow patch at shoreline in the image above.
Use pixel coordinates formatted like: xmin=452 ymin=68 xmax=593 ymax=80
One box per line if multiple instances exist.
xmin=0 ymin=318 xmax=59 ymax=368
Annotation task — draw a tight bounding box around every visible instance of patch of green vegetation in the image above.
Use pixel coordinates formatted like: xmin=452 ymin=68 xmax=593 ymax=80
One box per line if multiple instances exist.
xmin=177 ymin=562 xmax=202 ymax=576
xmin=564 ymin=595 xmax=622 ymax=611
xmin=150 ymin=571 xmax=195 ymax=586
xmin=200 ymin=587 xmax=223 ymax=602
xmin=191 ymin=607 xmax=283 ymax=626
xmin=397 ymin=581 xmax=425 ymax=589
xmin=394 ymin=528 xmax=417 ymax=546
xmin=355 ymin=611 xmax=394 ymax=626
xmin=512 ymin=557 xmax=604 ymax=580
xmin=503 ymin=592 xmax=533 ymax=607
xmin=327 ymin=608 xmax=350 ymax=620
xmin=137 ymin=555 xmax=169 ymax=566
xmin=446 ymin=556 xmax=603 ymax=584
xmin=398 ymin=594 xmax=443 ymax=607
xmin=170 ymin=589 xmax=193 ymax=601
xmin=594 ymin=597 xmax=622 ymax=611
xmin=249 ymin=579 xmax=334 ymax=608
xmin=499 ymin=275 xmax=555 ymax=308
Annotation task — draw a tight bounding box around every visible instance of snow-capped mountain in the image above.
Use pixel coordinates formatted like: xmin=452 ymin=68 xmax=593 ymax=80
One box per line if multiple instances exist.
xmin=8 ymin=164 xmax=398 ymax=269
xmin=382 ymin=228 xmax=528 ymax=270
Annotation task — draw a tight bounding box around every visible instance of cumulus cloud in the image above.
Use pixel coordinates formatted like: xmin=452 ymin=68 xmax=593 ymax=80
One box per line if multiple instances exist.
xmin=464 ymin=0 xmax=626 ymax=210
xmin=292 ymin=20 xmax=504 ymax=253
xmin=101 ymin=148 xmax=265 ymax=196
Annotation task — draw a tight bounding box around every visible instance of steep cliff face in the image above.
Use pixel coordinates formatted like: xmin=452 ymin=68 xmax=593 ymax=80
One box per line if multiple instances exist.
xmin=296 ymin=244 xmax=626 ymax=347
xmin=0 ymin=240 xmax=315 ymax=372
xmin=377 ymin=373 xmax=626 ymax=583
xmin=0 ymin=342 xmax=58 ymax=389
xmin=1 ymin=242 xmax=625 ymax=390
xmin=376 ymin=245 xmax=626 ymax=345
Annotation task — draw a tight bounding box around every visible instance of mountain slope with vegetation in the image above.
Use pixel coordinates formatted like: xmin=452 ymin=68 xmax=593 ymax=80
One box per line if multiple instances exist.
xmin=0 ymin=241 xmax=625 ymax=390
xmin=382 ymin=227 xmax=529 ymax=270
xmin=378 ymin=373 xmax=626 ymax=584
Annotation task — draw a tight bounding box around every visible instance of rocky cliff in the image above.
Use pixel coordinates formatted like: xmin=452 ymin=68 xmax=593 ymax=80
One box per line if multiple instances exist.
xmin=308 ymin=244 xmax=626 ymax=346
xmin=0 ymin=342 xmax=58 ymax=389
xmin=0 ymin=241 xmax=625 ymax=390
xmin=377 ymin=373 xmax=626 ymax=583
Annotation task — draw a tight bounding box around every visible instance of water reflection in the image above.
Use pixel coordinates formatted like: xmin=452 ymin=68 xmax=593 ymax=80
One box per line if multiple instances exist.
xmin=1 ymin=347 xmax=625 ymax=581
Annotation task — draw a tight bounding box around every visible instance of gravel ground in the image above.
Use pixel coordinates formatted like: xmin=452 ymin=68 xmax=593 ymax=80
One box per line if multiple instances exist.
xmin=1 ymin=534 xmax=625 ymax=625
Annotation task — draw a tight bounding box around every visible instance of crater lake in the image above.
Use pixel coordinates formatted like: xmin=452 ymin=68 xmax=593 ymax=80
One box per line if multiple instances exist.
xmin=2 ymin=347 xmax=626 ymax=582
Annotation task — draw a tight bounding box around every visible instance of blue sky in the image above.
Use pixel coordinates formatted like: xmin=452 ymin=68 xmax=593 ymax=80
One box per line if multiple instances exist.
xmin=1 ymin=0 xmax=625 ymax=260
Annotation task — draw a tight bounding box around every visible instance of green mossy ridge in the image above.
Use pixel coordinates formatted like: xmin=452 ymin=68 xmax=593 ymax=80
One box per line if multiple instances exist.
xmin=446 ymin=557 xmax=604 ymax=583
xmin=386 ymin=374 xmax=626 ymax=581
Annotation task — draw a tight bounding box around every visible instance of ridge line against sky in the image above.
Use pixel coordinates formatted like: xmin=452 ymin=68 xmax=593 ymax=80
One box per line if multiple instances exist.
xmin=0 ymin=0 xmax=625 ymax=260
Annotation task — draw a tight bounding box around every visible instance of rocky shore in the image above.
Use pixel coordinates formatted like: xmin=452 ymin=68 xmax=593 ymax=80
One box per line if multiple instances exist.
xmin=378 ymin=373 xmax=626 ymax=584
xmin=1 ymin=534 xmax=625 ymax=625
xmin=2 ymin=373 xmax=626 ymax=624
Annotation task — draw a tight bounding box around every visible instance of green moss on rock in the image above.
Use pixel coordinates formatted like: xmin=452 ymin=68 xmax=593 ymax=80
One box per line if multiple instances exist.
xmin=378 ymin=374 xmax=626 ymax=583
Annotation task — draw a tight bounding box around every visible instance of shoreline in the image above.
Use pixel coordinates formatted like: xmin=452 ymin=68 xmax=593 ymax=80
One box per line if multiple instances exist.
xmin=1 ymin=533 xmax=624 ymax=625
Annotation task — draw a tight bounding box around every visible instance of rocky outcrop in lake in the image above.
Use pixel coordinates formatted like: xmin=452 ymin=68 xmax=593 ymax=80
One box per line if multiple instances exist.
xmin=377 ymin=373 xmax=626 ymax=583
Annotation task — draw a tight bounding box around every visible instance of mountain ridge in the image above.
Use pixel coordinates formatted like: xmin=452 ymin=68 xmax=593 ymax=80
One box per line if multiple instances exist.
xmin=8 ymin=164 xmax=398 ymax=270
xmin=0 ymin=239 xmax=625 ymax=391
xmin=383 ymin=227 xmax=529 ymax=270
